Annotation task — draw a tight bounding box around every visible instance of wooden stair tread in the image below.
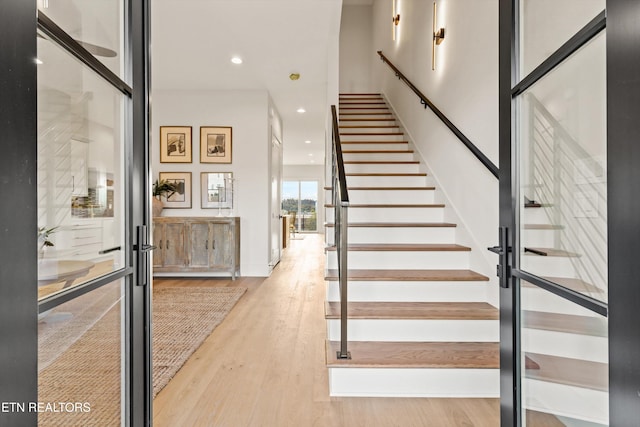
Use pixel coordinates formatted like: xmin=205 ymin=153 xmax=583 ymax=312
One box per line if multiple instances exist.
xmin=339 ymin=112 xmax=394 ymax=116
xmin=339 ymin=126 xmax=398 ymax=129
xmin=341 ymin=142 xmax=409 ymax=146
xmin=326 ymin=341 xmax=499 ymax=368
xmin=325 ymin=269 xmax=489 ymax=282
xmin=343 ymin=161 xmax=419 ymax=165
xmin=326 ymin=243 xmax=471 ymax=252
xmin=522 ymin=310 xmax=607 ymax=337
xmin=340 ymin=119 xmax=396 ymax=122
xmin=339 ymin=107 xmax=390 ymax=110
xmin=523 ymin=224 xmax=564 ymax=230
xmin=341 ymin=150 xmax=413 ymax=153
xmin=325 ymin=221 xmax=454 ymax=228
xmin=345 ymin=172 xmax=425 ymax=176
xmin=341 ymin=132 xmax=404 ymax=136
xmin=525 ymin=410 xmax=566 ymax=427
xmin=339 ymin=93 xmax=382 ymax=95
xmin=324 ymin=203 xmax=444 ymax=208
xmin=524 ymin=352 xmax=608 ymax=392
xmin=523 ymin=277 xmax=603 ymax=295
xmin=524 ymin=247 xmax=581 ymax=257
xmin=324 ymin=186 xmax=434 ymax=191
xmin=325 ymin=301 xmax=498 ymax=320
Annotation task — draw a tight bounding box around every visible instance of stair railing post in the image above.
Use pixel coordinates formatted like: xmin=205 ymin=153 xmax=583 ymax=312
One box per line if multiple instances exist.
xmin=331 ymin=104 xmax=351 ymax=360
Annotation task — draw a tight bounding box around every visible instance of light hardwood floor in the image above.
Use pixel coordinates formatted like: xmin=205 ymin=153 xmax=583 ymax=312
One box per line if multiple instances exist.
xmin=152 ymin=234 xmax=500 ymax=426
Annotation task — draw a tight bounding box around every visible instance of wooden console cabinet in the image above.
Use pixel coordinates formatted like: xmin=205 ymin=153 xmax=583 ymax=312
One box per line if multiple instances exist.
xmin=153 ymin=217 xmax=240 ymax=279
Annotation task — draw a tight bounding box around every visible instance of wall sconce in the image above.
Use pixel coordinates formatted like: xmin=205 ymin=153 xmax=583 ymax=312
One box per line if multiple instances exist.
xmin=392 ymin=0 xmax=400 ymax=41
xmin=432 ymin=2 xmax=445 ymax=70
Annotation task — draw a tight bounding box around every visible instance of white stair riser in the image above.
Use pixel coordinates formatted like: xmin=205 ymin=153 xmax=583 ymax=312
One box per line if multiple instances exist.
xmin=521 ymin=287 xmax=599 ymax=316
xmin=522 ymin=207 xmax=555 ymax=224
xmin=521 ymin=254 xmax=579 ymax=278
xmin=339 ymin=120 xmax=398 ymax=127
xmin=341 ymin=142 xmax=409 ymax=151
xmin=326 ymin=251 xmax=470 ymax=270
xmin=340 ymin=134 xmax=405 ymax=142
xmin=342 ymin=152 xmax=415 ymax=161
xmin=345 ymin=175 xmax=425 ymax=187
xmin=327 ymin=319 xmax=499 ymax=342
xmin=328 ymin=368 xmax=499 ymax=397
xmin=326 ymin=280 xmax=488 ymax=302
xmin=326 ymin=207 xmax=444 ymax=222
xmin=524 ymin=380 xmax=608 ymax=425
xmin=345 ymin=163 xmax=420 ymax=174
xmin=522 ymin=229 xmax=558 ymax=248
xmin=522 ymin=329 xmax=608 ymax=363
xmin=325 ymin=226 xmax=454 ymax=245
xmin=325 ymin=189 xmax=435 ymax=204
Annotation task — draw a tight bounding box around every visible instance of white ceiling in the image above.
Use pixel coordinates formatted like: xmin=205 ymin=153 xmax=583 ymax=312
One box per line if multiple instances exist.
xmin=152 ymin=0 xmax=344 ymax=165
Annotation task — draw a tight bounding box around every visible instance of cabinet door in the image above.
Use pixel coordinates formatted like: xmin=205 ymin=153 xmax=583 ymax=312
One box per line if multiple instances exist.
xmin=188 ymin=222 xmax=210 ymax=268
xmin=163 ymin=222 xmax=186 ymax=268
xmin=70 ymin=139 xmax=88 ymax=196
xmin=152 ymin=223 xmax=164 ymax=268
xmin=210 ymin=223 xmax=233 ymax=269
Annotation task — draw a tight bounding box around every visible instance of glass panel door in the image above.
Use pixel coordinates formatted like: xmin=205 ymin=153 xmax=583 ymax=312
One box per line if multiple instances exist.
xmin=511 ymin=3 xmax=608 ymax=426
xmin=282 ymin=181 xmax=318 ymax=232
xmin=34 ymin=2 xmax=150 ymax=425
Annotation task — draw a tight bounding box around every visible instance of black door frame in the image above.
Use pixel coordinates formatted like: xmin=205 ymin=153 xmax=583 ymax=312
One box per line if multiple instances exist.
xmin=0 ymin=0 xmax=152 ymax=425
xmin=499 ymin=0 xmax=640 ymax=425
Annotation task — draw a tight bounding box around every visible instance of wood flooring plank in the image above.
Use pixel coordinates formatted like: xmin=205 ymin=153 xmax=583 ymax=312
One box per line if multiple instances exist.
xmin=326 ymin=341 xmax=500 ymax=368
xmin=325 ymin=301 xmax=499 ymax=320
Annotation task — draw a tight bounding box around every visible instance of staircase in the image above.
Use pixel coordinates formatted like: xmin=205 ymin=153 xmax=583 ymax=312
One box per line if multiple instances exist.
xmin=324 ymin=93 xmax=500 ymax=397
xmin=520 ymin=202 xmax=609 ymax=425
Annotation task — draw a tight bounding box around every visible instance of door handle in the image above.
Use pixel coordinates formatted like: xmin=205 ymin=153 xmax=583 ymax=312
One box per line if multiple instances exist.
xmin=488 ymin=226 xmax=511 ymax=288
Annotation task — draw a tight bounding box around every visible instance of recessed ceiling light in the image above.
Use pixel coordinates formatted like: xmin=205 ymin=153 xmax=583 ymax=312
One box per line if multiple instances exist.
xmin=35 ymin=58 xmax=43 ymax=65
xmin=231 ymin=56 xmax=243 ymax=64
xmin=308 ymin=153 xmax=313 ymax=156
xmin=297 ymin=108 xmax=306 ymax=113
xmin=304 ymin=140 xmax=311 ymax=144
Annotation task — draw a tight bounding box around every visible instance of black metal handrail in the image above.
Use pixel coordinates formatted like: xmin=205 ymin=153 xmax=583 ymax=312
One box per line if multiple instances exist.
xmin=330 ymin=105 xmax=350 ymax=360
xmin=377 ymin=50 xmax=499 ymax=179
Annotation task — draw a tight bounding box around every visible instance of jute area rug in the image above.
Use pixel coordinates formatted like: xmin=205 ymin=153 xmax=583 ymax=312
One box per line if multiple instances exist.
xmin=37 ymin=286 xmax=245 ymax=426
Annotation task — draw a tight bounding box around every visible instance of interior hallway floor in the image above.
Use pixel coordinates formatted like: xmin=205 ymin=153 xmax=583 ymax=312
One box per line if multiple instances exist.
xmin=152 ymin=234 xmax=500 ymax=426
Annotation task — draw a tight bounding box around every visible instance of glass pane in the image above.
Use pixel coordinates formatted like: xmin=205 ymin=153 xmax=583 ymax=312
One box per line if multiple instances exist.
xmin=299 ymin=181 xmax=318 ymax=232
xmin=518 ymin=32 xmax=607 ymax=303
xmin=38 ymin=280 xmax=124 ymax=426
xmin=38 ymin=33 xmax=126 ymax=301
xmin=521 ymin=280 xmax=608 ymax=426
xmin=519 ymin=0 xmax=605 ymax=79
xmin=37 ymin=0 xmax=125 ymax=80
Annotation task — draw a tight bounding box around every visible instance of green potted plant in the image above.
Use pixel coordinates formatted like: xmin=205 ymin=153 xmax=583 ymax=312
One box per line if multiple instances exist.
xmin=152 ymin=179 xmax=177 ymax=217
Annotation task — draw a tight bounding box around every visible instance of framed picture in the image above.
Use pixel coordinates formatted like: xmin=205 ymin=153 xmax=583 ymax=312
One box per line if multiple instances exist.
xmin=159 ymin=172 xmax=192 ymax=208
xmin=201 ymin=172 xmax=233 ymax=209
xmin=200 ymin=126 xmax=232 ymax=164
xmin=160 ymin=126 xmax=192 ymax=163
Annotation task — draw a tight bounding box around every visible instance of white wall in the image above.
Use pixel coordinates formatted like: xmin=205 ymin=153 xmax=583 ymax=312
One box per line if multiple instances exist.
xmin=283 ymin=165 xmax=326 ymax=234
xmin=340 ymin=5 xmax=374 ymax=93
xmin=368 ymin=0 xmax=500 ymax=305
xmin=152 ymin=89 xmax=271 ymax=277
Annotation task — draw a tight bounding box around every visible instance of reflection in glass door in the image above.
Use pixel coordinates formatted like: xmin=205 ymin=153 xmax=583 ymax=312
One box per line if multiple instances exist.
xmin=282 ymin=181 xmax=318 ymax=232
xmin=34 ymin=0 xmax=148 ymax=424
xmin=509 ymin=2 xmax=608 ymax=426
